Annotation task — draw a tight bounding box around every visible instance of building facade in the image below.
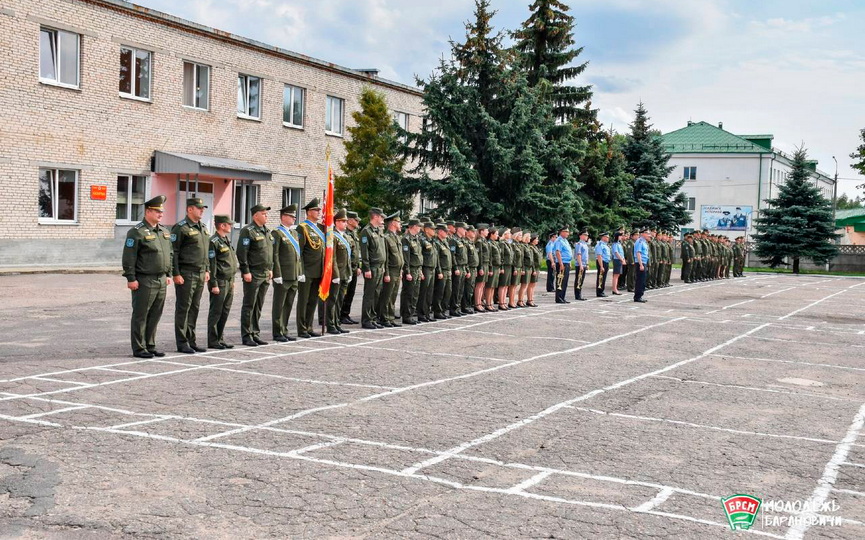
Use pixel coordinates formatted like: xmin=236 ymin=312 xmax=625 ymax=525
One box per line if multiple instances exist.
xmin=661 ymin=122 xmax=835 ymax=240
xmin=0 ymin=0 xmax=426 ymax=267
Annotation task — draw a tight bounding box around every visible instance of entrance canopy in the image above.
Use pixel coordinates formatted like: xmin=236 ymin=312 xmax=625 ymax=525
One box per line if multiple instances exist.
xmin=152 ymin=151 xmax=272 ymax=182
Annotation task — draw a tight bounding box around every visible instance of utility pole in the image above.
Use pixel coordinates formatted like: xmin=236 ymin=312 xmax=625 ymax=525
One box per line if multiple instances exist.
xmin=832 ymin=156 xmax=839 ymax=230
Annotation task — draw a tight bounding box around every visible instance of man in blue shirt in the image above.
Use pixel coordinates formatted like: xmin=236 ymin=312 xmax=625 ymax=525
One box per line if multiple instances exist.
xmin=574 ymin=230 xmax=590 ymax=301
xmin=553 ymin=226 xmax=573 ymax=304
xmin=595 ymin=232 xmax=611 ymax=297
xmin=545 ymin=232 xmax=558 ymax=293
xmin=633 ymin=228 xmax=651 ymax=303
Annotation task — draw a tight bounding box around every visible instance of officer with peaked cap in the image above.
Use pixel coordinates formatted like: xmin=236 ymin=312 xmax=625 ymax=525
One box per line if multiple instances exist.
xmin=122 ymin=195 xmax=173 ymax=358
xmin=359 ymin=207 xmax=387 ymax=329
xmin=208 ymin=215 xmax=238 ymax=349
xmin=271 ymin=204 xmax=301 ymax=342
xmin=418 ymin=221 xmax=441 ymax=322
xmin=171 ymin=197 xmax=210 ymax=353
xmin=379 ymin=211 xmax=403 ymax=327
xmin=327 ymin=208 xmax=351 ymax=334
xmin=296 ymin=198 xmax=326 ymax=338
xmin=237 ymin=203 xmax=273 ymax=346
xmin=400 ymin=218 xmax=423 ymax=324
xmin=340 ymin=210 xmax=362 ymax=325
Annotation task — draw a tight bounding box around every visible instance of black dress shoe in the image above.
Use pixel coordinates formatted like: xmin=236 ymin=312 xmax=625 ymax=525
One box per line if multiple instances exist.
xmin=207 ymin=343 xmax=226 ymax=350
xmin=177 ymin=345 xmax=196 ymax=354
xmin=463 ymin=308 xmax=475 ymax=314
xmin=253 ymin=337 xmax=268 ymax=345
xmin=242 ymin=339 xmax=258 ymax=346
xmin=635 ymin=299 xmax=647 ymax=303
xmin=577 ymin=297 xmax=587 ymax=301
xmin=308 ymin=331 xmax=321 ymax=337
xmin=374 ymin=322 xmax=385 ymax=328
xmin=192 ymin=345 xmax=207 ymax=352
xmin=298 ymin=332 xmax=312 ymax=338
xmin=273 ymin=336 xmax=289 ymax=343
xmin=434 ymin=314 xmax=447 ymax=320
xmin=612 ymin=292 xmax=622 ymax=296
xmin=596 ymin=293 xmax=607 ymax=298
xmin=381 ymin=321 xmax=394 ymax=328
xmin=390 ymin=321 xmax=402 ymax=327
xmin=346 ymin=317 xmax=359 ymax=325
xmin=403 ymin=320 xmax=418 ymax=325
xmin=362 ymin=323 xmax=378 ymax=330
xmin=221 ymin=342 xmax=235 ymax=349
xmin=338 ymin=327 xmax=350 ymax=334
xmin=133 ymin=351 xmax=154 ymax=359
xmin=327 ymin=327 xmax=342 ymax=335
xmin=147 ymin=350 xmax=166 ymax=357
xmin=450 ymin=311 xmax=462 ymax=317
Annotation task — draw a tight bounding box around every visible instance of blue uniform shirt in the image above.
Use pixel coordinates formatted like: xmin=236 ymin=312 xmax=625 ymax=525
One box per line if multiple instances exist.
xmin=596 ymin=240 xmax=611 ymax=263
xmin=576 ymin=240 xmax=589 ymax=267
xmin=554 ymin=237 xmax=573 ymax=264
xmin=545 ymin=238 xmax=557 ymax=260
xmin=612 ymin=241 xmax=625 ymax=262
xmin=634 ymin=237 xmax=650 ymax=264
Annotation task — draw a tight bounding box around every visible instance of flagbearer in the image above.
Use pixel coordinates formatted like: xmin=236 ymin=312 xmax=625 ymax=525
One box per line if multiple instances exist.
xmin=271 ymin=204 xmax=301 ymax=342
xmin=327 ymin=208 xmax=351 ymax=334
xmin=296 ymin=198 xmax=325 ymax=338
xmin=207 ymin=215 xmax=238 ymax=349
xmin=237 ymin=204 xmax=273 ymax=346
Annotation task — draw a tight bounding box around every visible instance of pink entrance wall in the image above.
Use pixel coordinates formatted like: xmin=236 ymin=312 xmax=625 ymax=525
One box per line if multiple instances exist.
xmin=151 ymin=174 xmax=235 ymax=225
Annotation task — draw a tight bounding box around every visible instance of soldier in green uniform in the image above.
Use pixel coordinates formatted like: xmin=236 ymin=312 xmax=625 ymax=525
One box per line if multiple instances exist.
xmin=359 ymin=207 xmax=387 ymax=329
xmin=433 ymin=223 xmax=453 ymax=319
xmin=171 ymin=197 xmax=210 ymax=353
xmin=295 ymin=198 xmax=326 ymax=338
xmin=626 ymin=230 xmax=638 ymax=292
xmin=508 ymin=229 xmax=523 ymax=308
xmin=733 ymin=237 xmax=746 ymax=277
xmin=271 ymin=204 xmax=301 ymax=342
xmin=237 ymin=204 xmax=273 ymax=346
xmin=681 ymin=233 xmax=694 ymax=283
xmin=400 ymin=218 xmax=423 ymax=325
xmin=527 ymin=233 xmax=541 ymax=307
xmin=446 ymin=222 xmax=467 ymax=316
xmin=122 ymin=195 xmax=172 ymax=358
xmin=473 ymin=224 xmax=489 ymax=311
xmin=485 ymin=227 xmax=501 ymax=311
xmin=418 ymin=221 xmax=440 ymax=322
xmin=207 ymin=215 xmax=238 ymax=349
xmin=340 ymin=211 xmax=362 ymax=325
xmin=379 ymin=212 xmax=403 ymax=327
xmin=498 ymin=228 xmax=513 ymax=310
xmin=327 ymin=208 xmax=351 ymax=334
xmin=461 ymin=226 xmax=479 ymax=313
xmin=694 ymin=231 xmax=706 ymax=281
xmin=646 ymin=231 xmax=657 ymax=290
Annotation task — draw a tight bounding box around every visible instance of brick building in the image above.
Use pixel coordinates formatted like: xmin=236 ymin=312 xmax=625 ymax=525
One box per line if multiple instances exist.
xmin=0 ymin=0 xmax=426 ymax=267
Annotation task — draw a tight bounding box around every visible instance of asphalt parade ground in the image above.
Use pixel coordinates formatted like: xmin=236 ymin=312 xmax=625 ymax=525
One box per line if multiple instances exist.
xmin=1 ymin=272 xmax=864 ymax=539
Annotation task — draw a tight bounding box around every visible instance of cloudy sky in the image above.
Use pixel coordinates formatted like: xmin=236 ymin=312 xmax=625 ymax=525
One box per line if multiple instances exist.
xmin=135 ymin=0 xmax=865 ymax=196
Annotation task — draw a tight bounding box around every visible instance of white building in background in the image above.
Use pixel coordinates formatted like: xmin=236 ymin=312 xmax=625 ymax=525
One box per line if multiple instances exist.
xmin=661 ymin=121 xmax=835 ymax=239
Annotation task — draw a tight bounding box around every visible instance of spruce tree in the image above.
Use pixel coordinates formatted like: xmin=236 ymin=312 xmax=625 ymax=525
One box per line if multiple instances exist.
xmin=753 ymin=147 xmax=839 ymax=273
xmin=851 ymin=127 xmax=865 ymax=191
xmin=623 ymin=102 xmax=689 ymax=232
xmin=401 ymin=0 xmax=581 ymax=232
xmin=334 ymin=87 xmax=412 ymax=217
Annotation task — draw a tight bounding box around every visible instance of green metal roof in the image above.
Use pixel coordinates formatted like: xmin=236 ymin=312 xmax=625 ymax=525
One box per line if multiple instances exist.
xmin=835 ymin=208 xmax=865 ymax=227
xmin=661 ymin=122 xmax=769 ymax=154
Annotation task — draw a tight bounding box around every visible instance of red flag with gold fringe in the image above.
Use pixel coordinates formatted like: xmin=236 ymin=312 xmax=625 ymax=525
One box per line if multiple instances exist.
xmin=318 ymin=153 xmax=335 ymax=301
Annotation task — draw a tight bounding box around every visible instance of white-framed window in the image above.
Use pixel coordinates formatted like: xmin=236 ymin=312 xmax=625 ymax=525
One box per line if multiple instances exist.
xmin=182 ymin=61 xmax=210 ymax=110
xmin=683 ymin=166 xmax=697 ymax=180
xmin=282 ymin=187 xmax=304 ymax=209
xmin=233 ymin=183 xmax=260 ymax=226
xmin=422 ymin=116 xmax=434 ymax=151
xmin=325 ymin=95 xmax=344 ymax=136
xmin=282 ymin=84 xmax=304 ymax=128
xmin=39 ymin=27 xmax=80 ymax=88
xmin=237 ymin=74 xmax=261 ymax=120
xmin=685 ymin=197 xmax=696 ymax=211
xmin=119 ymin=46 xmax=152 ymax=100
xmin=38 ymin=168 xmax=78 ymax=223
xmin=116 ymin=175 xmax=149 ymax=223
xmin=393 ymin=111 xmax=409 ymax=142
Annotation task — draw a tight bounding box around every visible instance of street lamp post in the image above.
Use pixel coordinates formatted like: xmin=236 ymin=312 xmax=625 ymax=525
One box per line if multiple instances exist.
xmin=832 ymin=156 xmax=839 ymax=235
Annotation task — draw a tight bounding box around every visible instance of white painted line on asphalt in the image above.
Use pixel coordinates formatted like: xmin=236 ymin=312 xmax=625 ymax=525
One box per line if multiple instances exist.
xmin=17 ymin=405 xmax=90 ymax=419
xmin=786 ymin=402 xmax=865 ymax=540
xmin=0 ymin=413 xmax=61 ymax=427
xmin=353 ymin=344 xmax=510 ymax=363
xmin=284 ymin=439 xmax=345 ymax=455
xmin=651 ymin=375 xmax=861 ymax=403
xmin=93 ymin=367 xmax=150 ymax=375
xmin=631 ymin=487 xmax=675 ymax=512
xmin=842 ymin=461 xmax=865 ymax=468
xmin=30 ymin=377 xmax=91 ymax=387
xmin=761 ymin=286 xmax=796 ymax=299
xmin=715 ymin=354 xmax=865 ymax=373
xmin=831 ymin=487 xmax=865 ymax=498
xmin=747 ymin=335 xmax=865 ymax=349
xmin=202 ymin=365 xmax=398 ymax=390
xmin=705 ymin=299 xmax=755 ymax=314
xmin=108 ymin=417 xmax=170 ymax=430
xmin=568 ymin=406 xmax=840 ymax=445
xmin=778 ymin=289 xmax=847 ymax=320
xmin=505 ymin=470 xmax=554 ymax=494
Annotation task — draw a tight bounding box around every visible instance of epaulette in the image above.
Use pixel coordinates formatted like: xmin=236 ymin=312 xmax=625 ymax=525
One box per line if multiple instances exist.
xmin=134 ymin=223 xmax=144 ymax=229
xmin=210 ymin=236 xmax=220 ymax=244
xmin=178 ymin=219 xmax=187 ymax=226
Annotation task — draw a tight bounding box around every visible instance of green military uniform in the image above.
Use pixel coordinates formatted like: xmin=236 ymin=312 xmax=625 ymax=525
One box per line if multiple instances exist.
xmin=271 ymin=205 xmax=301 ymax=341
xmin=626 ymin=232 xmax=637 ymax=292
xmin=462 ymin=228 xmax=479 ymax=312
xmin=449 ymin=224 xmax=468 ymax=315
xmin=340 ymin=212 xmax=362 ymax=323
xmin=499 ymin=231 xmax=513 ymax=297
xmin=418 ymin=223 xmax=441 ymax=322
xmin=663 ymin=237 xmax=673 ymax=286
xmin=379 ymin=213 xmax=404 ymax=326
xmin=207 ymin=216 xmax=239 ymax=348
xmin=122 ymin=195 xmax=172 ymax=357
xmin=433 ymin=225 xmax=453 ymax=318
xmin=733 ymin=240 xmax=746 ymax=277
xmin=647 ymin=238 xmax=657 ymax=289
xmin=487 ymin=231 xmax=501 ymax=291
xmin=296 ymin=199 xmax=326 ymax=337
xmin=328 ymin=209 xmax=352 ymax=333
xmin=399 ymin=219 xmax=423 ymax=324
xmin=511 ymin=231 xmax=524 ymax=292
xmin=171 ymin=198 xmax=210 ymax=351
xmin=237 ymin=205 xmax=273 ymax=344
xmin=359 ymin=209 xmax=388 ymax=328
xmin=681 ymin=237 xmax=694 ymax=283
xmin=694 ymin=235 xmax=705 ymax=281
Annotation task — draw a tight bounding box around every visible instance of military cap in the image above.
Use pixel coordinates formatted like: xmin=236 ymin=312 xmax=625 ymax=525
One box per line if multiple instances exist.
xmin=280 ymin=204 xmax=297 ymax=216
xmin=302 ymin=198 xmax=321 ymax=210
xmin=579 ymin=229 xmax=589 ymax=236
xmin=186 ymin=197 xmax=207 ymax=208
xmin=407 ymin=218 xmax=421 ymax=227
xmin=144 ymin=195 xmax=166 ymax=211
xmin=466 ymin=225 xmax=475 ymax=232
xmin=455 ymin=221 xmax=467 ymax=229
xmin=369 ymin=207 xmax=384 ymax=216
xmin=214 ymin=215 xmax=234 ymax=225
xmin=559 ymin=226 xmax=570 ymax=233
xmin=631 ymin=229 xmax=640 ymax=235
xmin=499 ymin=227 xmax=510 ymax=236
xmin=250 ymin=204 xmax=271 ymax=214
xmin=530 ymin=233 xmax=538 ymax=240
xmin=423 ymin=221 xmax=435 ymax=229
xmin=600 ymin=231 xmax=610 ymax=238
xmin=435 ymin=218 xmax=445 ymax=225
xmin=436 ymin=223 xmax=448 ymax=231
xmin=335 ymin=208 xmax=348 ymax=220
xmin=385 ymin=211 xmax=401 ymax=222
xmin=347 ymin=210 xmax=359 ymax=220
xmin=640 ymin=227 xmax=651 ymax=233
xmin=445 ymin=220 xmax=455 ymax=227
xmin=511 ymin=227 xmax=522 ymax=234
xmin=476 ymin=223 xmax=489 ymax=231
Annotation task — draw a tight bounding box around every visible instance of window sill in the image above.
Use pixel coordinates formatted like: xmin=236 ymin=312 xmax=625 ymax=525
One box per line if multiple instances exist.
xmin=283 ymin=122 xmax=304 ymax=130
xmin=38 ymin=219 xmax=79 ymax=226
xmin=325 ymin=131 xmax=344 ymax=138
xmin=119 ymin=93 xmax=152 ymax=103
xmin=182 ymin=105 xmax=209 ymax=112
xmin=115 ymin=220 xmax=140 ymax=226
xmin=39 ymin=79 xmax=80 ymax=91
xmin=237 ymin=113 xmax=262 ymax=122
